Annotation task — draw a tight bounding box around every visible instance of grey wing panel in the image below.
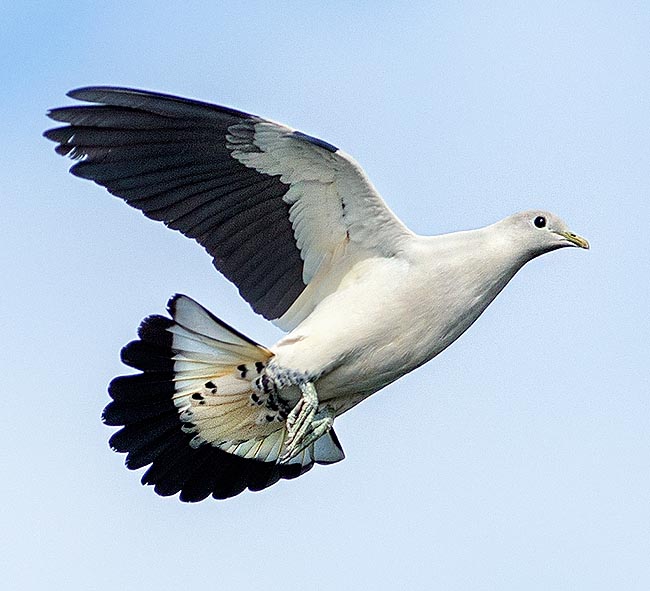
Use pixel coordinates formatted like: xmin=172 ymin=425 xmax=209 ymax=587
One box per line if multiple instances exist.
xmin=45 ymin=88 xmax=306 ymax=320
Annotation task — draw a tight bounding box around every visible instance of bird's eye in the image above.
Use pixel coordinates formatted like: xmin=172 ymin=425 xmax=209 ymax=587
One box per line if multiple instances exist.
xmin=534 ymin=216 xmax=547 ymax=228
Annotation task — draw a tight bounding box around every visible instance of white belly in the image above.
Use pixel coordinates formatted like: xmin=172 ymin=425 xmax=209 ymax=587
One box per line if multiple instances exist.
xmin=270 ymin=245 xmax=519 ymax=414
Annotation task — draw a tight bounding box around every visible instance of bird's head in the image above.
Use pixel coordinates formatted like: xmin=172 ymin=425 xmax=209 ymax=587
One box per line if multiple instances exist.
xmin=499 ymin=210 xmax=589 ymax=260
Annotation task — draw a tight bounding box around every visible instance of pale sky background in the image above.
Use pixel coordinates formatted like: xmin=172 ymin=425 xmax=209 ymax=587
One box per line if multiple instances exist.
xmin=3 ymin=2 xmax=650 ymax=590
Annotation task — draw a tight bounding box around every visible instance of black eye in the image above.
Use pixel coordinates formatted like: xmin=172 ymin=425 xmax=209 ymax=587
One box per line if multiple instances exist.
xmin=534 ymin=216 xmax=547 ymax=228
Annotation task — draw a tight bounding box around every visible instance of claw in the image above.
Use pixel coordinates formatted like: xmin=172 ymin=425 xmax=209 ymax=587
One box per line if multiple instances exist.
xmin=285 ymin=383 xmax=317 ymax=440
xmin=281 ymin=383 xmax=334 ymax=463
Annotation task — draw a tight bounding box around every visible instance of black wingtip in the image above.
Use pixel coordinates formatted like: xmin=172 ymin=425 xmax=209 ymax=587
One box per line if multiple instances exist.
xmin=291 ymin=130 xmax=338 ymax=153
xmin=66 ymin=87 xmax=83 ymax=99
xmin=66 ymin=86 xmax=137 ymax=101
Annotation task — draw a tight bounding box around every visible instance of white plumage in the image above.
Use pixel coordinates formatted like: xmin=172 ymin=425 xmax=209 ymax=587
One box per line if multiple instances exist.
xmin=45 ymin=87 xmax=589 ymax=501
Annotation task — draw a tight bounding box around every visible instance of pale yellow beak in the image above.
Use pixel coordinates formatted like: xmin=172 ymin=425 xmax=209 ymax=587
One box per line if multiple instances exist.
xmin=557 ymin=230 xmax=590 ymax=249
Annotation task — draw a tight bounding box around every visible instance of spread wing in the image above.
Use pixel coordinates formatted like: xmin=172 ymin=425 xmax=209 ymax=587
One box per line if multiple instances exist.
xmin=45 ymin=87 xmax=413 ymax=330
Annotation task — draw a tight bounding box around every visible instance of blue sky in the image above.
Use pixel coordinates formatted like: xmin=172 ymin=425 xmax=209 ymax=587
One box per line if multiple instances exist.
xmin=3 ymin=2 xmax=650 ymax=589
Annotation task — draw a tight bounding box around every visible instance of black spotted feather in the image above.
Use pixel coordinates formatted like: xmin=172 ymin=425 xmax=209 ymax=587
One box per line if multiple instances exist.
xmin=103 ymin=307 xmax=309 ymax=502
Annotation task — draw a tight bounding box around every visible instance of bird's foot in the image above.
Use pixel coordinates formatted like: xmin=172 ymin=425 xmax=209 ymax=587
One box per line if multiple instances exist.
xmin=284 ymin=382 xmax=319 ymax=444
xmin=281 ymin=383 xmax=333 ymax=462
xmin=281 ymin=407 xmax=335 ymax=463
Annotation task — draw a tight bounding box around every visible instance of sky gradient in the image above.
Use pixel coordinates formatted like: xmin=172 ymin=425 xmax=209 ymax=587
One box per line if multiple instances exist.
xmin=4 ymin=2 xmax=650 ymax=589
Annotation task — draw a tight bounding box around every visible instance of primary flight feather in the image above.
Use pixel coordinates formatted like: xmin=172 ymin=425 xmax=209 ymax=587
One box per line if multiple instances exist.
xmin=45 ymin=87 xmax=589 ymax=501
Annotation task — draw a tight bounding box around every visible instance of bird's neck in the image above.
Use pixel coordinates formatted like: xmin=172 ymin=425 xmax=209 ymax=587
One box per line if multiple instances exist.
xmin=400 ymin=226 xmax=531 ymax=363
xmin=418 ymin=224 xmax=531 ymax=282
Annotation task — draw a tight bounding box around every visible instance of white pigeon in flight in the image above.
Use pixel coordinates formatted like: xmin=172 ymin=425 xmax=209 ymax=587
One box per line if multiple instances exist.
xmin=45 ymin=87 xmax=589 ymax=501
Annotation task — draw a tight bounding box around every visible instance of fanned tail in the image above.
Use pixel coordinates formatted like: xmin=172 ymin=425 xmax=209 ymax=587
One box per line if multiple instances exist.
xmin=102 ymin=294 xmax=344 ymax=501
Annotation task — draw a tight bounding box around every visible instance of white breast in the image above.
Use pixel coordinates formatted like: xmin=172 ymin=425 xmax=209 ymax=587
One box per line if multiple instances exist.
xmin=271 ymin=227 xmax=525 ymax=411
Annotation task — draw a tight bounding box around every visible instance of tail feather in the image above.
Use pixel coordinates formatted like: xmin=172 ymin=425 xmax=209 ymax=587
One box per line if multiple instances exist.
xmin=103 ymin=294 xmax=342 ymax=501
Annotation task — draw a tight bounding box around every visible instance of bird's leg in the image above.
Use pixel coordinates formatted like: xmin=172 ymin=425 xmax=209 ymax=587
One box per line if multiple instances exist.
xmin=284 ymin=382 xmax=318 ymax=451
xmin=281 ymin=382 xmax=329 ymax=462
xmin=281 ymin=403 xmax=335 ymax=463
